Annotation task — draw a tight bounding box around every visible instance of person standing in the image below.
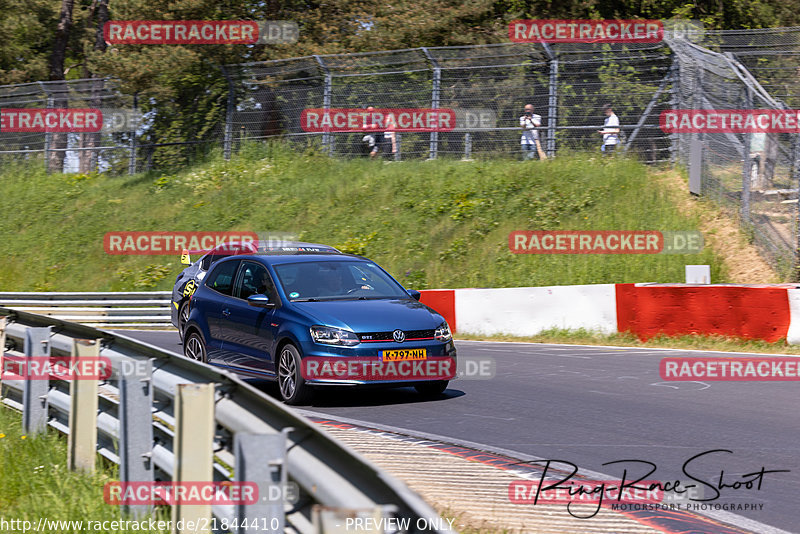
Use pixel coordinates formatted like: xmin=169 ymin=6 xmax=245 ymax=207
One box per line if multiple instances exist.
xmin=598 ymin=104 xmax=620 ymax=155
xmin=520 ymin=104 xmax=545 ymax=160
xmin=364 ymin=106 xmax=384 ymax=159
xmin=384 ymin=112 xmax=398 ymax=159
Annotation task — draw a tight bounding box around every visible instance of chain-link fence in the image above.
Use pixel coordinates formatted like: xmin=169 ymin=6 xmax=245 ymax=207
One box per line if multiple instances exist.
xmin=226 ymin=42 xmax=674 ymax=161
xmin=2 ymin=29 xmax=800 ymax=275
xmin=670 ymin=28 xmax=800 ymax=276
xmin=0 ymin=78 xmax=139 ymax=174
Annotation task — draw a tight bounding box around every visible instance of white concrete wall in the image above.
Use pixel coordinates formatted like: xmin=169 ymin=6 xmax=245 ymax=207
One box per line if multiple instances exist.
xmin=453 ymin=284 xmax=618 ymax=337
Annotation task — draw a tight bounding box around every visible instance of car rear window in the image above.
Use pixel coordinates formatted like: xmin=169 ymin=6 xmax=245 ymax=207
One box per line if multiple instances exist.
xmin=205 ymin=260 xmax=239 ymax=296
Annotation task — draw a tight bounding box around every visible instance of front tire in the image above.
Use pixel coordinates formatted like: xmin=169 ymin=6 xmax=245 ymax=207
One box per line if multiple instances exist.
xmin=415 ymin=380 xmax=448 ymax=397
xmin=277 ymin=344 xmax=313 ymax=405
xmin=184 ymin=331 xmax=208 ymax=363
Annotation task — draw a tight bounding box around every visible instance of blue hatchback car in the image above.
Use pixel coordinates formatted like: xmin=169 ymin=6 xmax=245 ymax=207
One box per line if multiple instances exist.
xmin=181 ymin=250 xmax=457 ymax=404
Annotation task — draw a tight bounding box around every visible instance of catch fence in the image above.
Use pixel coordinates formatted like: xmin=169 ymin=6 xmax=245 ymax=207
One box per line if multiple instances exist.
xmin=2 ymin=28 xmax=800 ymax=275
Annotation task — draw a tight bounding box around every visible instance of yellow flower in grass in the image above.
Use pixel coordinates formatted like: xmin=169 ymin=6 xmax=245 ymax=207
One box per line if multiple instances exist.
xmin=0 ymin=433 xmax=5 ymax=438
xmin=20 ymin=435 xmax=26 ymax=440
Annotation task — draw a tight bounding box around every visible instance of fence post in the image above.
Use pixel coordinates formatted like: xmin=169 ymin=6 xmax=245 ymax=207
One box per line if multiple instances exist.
xmin=67 ymin=338 xmax=100 ymax=473
xmin=118 ymin=358 xmax=154 ymax=519
xmin=172 ymin=383 xmax=215 ymax=534
xmin=668 ymin=57 xmax=680 ymax=165
xmin=128 ymin=93 xmax=138 ymax=175
xmin=547 ymin=59 xmax=558 ymax=157
xmin=222 ymin=66 xmax=236 ymax=161
xmin=0 ymin=317 xmax=5 ymax=399
xmin=233 ymin=429 xmax=293 ymax=533
xmin=689 ymin=135 xmax=703 ymax=195
xmin=539 ymin=43 xmax=557 ymax=157
xmin=422 ymin=48 xmax=440 ymax=160
xmin=395 ymin=132 xmax=402 ymax=161
xmin=741 ymin=86 xmax=753 ymax=222
xmin=41 ymin=85 xmax=53 ymax=173
xmin=314 ymin=55 xmax=333 ymax=156
xmin=463 ymin=132 xmax=472 ymax=161
xmin=794 ymin=132 xmax=800 ymax=281
xmin=22 ymin=327 xmax=50 ymax=436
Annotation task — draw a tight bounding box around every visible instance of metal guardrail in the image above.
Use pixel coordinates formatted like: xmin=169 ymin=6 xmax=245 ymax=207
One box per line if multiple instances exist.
xmin=0 ymin=307 xmax=451 ymax=534
xmin=0 ymin=292 xmax=174 ymax=328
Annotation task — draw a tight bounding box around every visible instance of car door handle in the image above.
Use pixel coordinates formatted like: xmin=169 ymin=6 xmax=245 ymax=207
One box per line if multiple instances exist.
xmin=222 ymin=308 xmax=231 ymax=317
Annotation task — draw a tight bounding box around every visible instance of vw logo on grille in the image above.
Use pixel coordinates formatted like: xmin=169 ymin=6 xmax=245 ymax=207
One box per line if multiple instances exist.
xmin=392 ymin=329 xmax=406 ymax=343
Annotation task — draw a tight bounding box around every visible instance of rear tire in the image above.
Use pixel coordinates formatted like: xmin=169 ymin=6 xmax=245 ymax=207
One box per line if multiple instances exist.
xmin=184 ymin=331 xmax=208 ymax=363
xmin=178 ymin=301 xmax=190 ymax=342
xmin=277 ymin=344 xmax=313 ymax=405
xmin=415 ymin=380 xmax=448 ymax=397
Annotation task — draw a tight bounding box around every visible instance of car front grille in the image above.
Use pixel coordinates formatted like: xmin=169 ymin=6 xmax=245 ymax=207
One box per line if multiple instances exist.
xmin=358 ymin=329 xmax=436 ymax=342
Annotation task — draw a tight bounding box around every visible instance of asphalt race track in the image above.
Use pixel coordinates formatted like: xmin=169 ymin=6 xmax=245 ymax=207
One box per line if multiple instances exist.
xmin=121 ymin=330 xmax=800 ymax=534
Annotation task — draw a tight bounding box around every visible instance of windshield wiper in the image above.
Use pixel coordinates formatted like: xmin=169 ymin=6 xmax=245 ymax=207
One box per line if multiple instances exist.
xmin=293 ymin=297 xmax=320 ymax=302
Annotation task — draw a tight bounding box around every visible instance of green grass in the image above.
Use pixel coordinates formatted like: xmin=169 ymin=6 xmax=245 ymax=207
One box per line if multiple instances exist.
xmin=456 ymin=329 xmax=800 ymax=354
xmin=0 ymin=143 xmax=724 ymax=291
xmin=0 ymin=405 xmax=169 ymax=533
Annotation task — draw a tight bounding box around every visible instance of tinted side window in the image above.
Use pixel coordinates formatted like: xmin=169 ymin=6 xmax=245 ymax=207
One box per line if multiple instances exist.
xmin=205 ymin=260 xmax=239 ymax=296
xmin=236 ymin=262 xmax=275 ymax=300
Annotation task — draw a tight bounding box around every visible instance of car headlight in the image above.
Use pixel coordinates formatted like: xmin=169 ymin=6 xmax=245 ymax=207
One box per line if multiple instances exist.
xmin=310 ymin=325 xmax=360 ymax=346
xmin=435 ymin=322 xmax=452 ymax=342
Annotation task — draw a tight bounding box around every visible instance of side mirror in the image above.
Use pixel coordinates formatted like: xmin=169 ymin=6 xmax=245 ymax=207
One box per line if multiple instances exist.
xmin=407 ymin=289 xmax=422 ymax=301
xmin=247 ymin=294 xmax=275 ymax=308
xmin=180 ymin=249 xmax=192 ymax=266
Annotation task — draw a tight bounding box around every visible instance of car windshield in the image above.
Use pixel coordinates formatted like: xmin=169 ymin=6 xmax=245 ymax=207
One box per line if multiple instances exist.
xmin=273 ymin=260 xmax=409 ymax=301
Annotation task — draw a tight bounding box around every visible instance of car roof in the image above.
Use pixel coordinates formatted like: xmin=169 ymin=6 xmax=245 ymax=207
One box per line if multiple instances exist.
xmin=224 ymin=253 xmax=366 ymax=266
xmin=203 ymin=240 xmax=341 ymax=256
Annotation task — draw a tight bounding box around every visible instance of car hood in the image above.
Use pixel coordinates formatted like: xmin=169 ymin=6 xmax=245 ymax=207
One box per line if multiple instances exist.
xmin=290 ymin=298 xmax=444 ymax=332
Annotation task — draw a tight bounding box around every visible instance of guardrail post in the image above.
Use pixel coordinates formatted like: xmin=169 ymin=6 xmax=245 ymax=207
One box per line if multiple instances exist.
xmin=233 ymin=429 xmax=293 ymax=533
xmin=172 ymin=383 xmax=215 ymax=534
xmin=22 ymin=327 xmax=50 ymax=436
xmin=67 ymin=338 xmax=100 ymax=473
xmin=119 ymin=358 xmax=154 ymax=518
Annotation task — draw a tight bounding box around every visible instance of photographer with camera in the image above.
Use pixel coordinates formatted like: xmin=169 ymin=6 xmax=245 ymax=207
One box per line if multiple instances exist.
xmin=520 ymin=104 xmax=546 ymax=160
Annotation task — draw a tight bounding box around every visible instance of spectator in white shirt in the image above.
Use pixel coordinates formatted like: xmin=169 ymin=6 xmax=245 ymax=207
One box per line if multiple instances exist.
xmin=598 ymin=104 xmax=620 ymax=155
xmin=520 ymin=104 xmax=543 ymax=160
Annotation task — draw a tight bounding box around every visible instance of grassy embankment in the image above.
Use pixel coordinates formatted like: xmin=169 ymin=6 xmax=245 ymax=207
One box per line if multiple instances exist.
xmin=0 ymin=406 xmax=169 ymax=533
xmin=0 ymin=144 xmax=725 ymax=292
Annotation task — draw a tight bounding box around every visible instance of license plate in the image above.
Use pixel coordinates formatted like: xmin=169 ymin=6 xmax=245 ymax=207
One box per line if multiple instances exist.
xmin=381 ymin=348 xmax=427 ymax=361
